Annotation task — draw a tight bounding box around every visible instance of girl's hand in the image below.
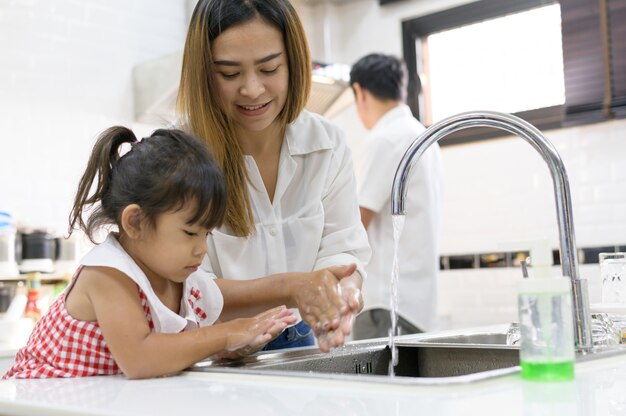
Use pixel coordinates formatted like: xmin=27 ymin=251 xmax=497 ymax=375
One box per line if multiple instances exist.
xmin=316 ymin=327 xmax=344 ymax=353
xmin=217 ymin=306 xmax=296 ymax=359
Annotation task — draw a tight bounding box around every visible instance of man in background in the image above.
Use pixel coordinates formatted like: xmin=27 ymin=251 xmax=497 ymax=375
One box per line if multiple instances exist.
xmin=349 ymin=53 xmax=443 ymax=339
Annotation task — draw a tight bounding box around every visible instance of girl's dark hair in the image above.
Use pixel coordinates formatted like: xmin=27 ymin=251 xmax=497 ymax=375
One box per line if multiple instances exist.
xmin=69 ymin=127 xmax=227 ymax=243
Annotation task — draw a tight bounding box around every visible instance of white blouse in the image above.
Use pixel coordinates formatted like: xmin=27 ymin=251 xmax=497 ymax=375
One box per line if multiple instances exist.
xmin=357 ymin=105 xmax=443 ymax=331
xmin=196 ymin=111 xmax=370 ymax=312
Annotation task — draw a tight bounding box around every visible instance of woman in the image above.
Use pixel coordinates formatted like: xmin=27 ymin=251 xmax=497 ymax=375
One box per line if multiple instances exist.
xmin=177 ymin=0 xmax=370 ymax=351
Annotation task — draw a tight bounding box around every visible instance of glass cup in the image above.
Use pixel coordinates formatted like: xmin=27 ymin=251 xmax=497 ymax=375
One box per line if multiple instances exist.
xmin=600 ymin=253 xmax=626 ymax=304
xmin=609 ymin=313 xmax=626 ymax=344
xmin=505 ymin=322 xmax=521 ymax=346
xmin=590 ymin=312 xmax=621 ymax=346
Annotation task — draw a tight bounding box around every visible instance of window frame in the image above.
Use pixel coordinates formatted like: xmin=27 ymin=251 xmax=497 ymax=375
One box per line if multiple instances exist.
xmin=402 ymin=0 xmax=626 ymax=146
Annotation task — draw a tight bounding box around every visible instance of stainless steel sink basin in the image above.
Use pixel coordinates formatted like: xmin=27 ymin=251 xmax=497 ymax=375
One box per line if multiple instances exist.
xmin=188 ymin=329 xmax=522 ymax=385
xmin=417 ymin=332 xmax=509 ymax=345
xmin=187 ymin=325 xmax=626 ymax=385
xmin=245 ymin=342 xmax=519 ymax=378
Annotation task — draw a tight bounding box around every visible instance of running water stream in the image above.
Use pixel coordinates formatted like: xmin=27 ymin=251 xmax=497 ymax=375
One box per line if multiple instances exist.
xmin=388 ymin=214 xmax=405 ymax=377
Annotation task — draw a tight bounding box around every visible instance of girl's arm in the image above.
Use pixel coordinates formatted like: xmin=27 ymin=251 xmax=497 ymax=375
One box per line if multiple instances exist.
xmin=85 ymin=266 xmax=292 ymax=379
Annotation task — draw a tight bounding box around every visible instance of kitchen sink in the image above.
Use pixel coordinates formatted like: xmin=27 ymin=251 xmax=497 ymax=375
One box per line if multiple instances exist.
xmin=236 ymin=342 xmax=519 ymax=378
xmin=416 ymin=332 xmax=510 ymax=346
xmin=187 ymin=325 xmax=626 ymax=385
xmin=188 ymin=327 xmax=522 ymax=385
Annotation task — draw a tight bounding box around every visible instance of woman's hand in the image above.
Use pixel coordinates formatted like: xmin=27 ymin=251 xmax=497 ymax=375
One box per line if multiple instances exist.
xmin=316 ymin=269 xmax=363 ymax=351
xmin=338 ymin=269 xmax=363 ymax=334
xmin=292 ymin=264 xmax=361 ymax=352
xmin=294 ymin=264 xmax=356 ymax=336
xmin=215 ymin=306 xmax=296 ymax=360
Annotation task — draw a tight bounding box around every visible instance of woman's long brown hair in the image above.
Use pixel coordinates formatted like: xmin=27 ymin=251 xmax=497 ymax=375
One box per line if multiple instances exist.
xmin=177 ymin=0 xmax=312 ymax=236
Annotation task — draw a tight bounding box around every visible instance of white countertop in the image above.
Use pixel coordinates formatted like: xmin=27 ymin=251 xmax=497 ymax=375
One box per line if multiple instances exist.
xmin=0 ymin=319 xmax=34 ymax=359
xmin=1 ymin=351 xmax=626 ymax=416
xmin=0 ymin=344 xmax=21 ymax=359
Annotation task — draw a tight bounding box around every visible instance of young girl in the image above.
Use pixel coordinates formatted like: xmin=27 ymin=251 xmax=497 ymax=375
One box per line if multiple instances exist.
xmin=3 ymin=127 xmax=352 ymax=380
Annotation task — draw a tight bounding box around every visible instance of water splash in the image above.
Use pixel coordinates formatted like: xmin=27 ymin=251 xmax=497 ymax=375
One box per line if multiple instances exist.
xmin=388 ymin=214 xmax=405 ymax=376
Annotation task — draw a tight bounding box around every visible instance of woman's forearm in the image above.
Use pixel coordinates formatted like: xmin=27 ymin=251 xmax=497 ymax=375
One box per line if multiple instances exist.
xmin=216 ymin=265 xmax=356 ymax=326
xmin=215 ymin=273 xmax=304 ymax=320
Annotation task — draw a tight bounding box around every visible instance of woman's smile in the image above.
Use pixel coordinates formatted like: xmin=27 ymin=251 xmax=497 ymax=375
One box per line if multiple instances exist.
xmin=237 ymin=101 xmax=272 ymax=116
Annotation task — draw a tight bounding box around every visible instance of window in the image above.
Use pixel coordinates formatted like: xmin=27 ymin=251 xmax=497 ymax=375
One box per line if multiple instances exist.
xmin=426 ymin=4 xmax=563 ymax=123
xmin=402 ymin=0 xmax=626 ymax=145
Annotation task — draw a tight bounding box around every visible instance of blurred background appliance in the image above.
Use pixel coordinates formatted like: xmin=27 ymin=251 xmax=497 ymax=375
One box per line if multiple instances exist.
xmin=0 ymin=212 xmax=19 ymax=278
xmin=54 ymin=236 xmax=81 ymax=276
xmin=19 ymin=231 xmax=58 ymax=274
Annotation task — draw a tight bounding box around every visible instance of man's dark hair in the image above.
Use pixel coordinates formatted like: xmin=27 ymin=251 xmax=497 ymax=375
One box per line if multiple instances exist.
xmin=349 ymin=53 xmax=409 ymax=102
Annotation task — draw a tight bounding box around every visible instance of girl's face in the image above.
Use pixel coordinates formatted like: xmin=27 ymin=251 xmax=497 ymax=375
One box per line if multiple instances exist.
xmin=133 ymin=205 xmax=210 ymax=285
xmin=211 ymin=16 xmax=289 ymax=135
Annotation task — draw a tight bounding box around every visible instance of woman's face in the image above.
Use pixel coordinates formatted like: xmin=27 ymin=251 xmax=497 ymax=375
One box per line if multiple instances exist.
xmin=211 ymin=16 xmax=289 ymax=135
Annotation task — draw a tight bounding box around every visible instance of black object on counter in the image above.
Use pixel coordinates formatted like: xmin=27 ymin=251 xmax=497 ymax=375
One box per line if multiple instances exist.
xmin=21 ymin=232 xmax=58 ymax=261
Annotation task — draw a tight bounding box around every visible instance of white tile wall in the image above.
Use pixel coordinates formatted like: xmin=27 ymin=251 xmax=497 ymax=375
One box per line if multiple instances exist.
xmin=439 ymin=119 xmax=626 ymax=255
xmin=0 ymin=0 xmax=188 ymax=234
xmin=437 ymin=121 xmax=626 ymax=329
xmin=437 ymin=264 xmax=604 ymax=330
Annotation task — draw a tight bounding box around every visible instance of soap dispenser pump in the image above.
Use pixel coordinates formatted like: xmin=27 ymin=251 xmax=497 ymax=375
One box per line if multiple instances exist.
xmin=527 ymin=239 xmax=555 ymax=279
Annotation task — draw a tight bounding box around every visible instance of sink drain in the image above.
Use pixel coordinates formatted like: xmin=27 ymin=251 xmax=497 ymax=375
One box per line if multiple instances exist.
xmin=355 ymin=361 xmax=373 ymax=374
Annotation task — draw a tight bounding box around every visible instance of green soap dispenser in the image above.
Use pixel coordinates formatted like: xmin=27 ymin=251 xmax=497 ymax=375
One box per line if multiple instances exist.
xmin=518 ymin=276 xmax=575 ymax=381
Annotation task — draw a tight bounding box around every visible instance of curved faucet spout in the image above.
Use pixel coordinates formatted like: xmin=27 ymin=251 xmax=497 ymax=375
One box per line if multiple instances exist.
xmin=391 ymin=111 xmax=592 ymax=349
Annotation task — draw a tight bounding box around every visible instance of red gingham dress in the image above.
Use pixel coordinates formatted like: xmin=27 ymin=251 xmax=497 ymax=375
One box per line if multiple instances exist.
xmin=2 ymin=267 xmax=154 ymax=379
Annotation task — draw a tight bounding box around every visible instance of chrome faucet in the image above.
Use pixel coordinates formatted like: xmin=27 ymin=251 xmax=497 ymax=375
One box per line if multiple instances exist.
xmin=391 ymin=111 xmax=593 ymax=350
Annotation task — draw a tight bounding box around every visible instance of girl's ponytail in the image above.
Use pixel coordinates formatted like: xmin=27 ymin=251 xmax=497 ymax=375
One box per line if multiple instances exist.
xmin=68 ymin=126 xmax=137 ymax=241
xmin=68 ymin=126 xmax=226 ymax=244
